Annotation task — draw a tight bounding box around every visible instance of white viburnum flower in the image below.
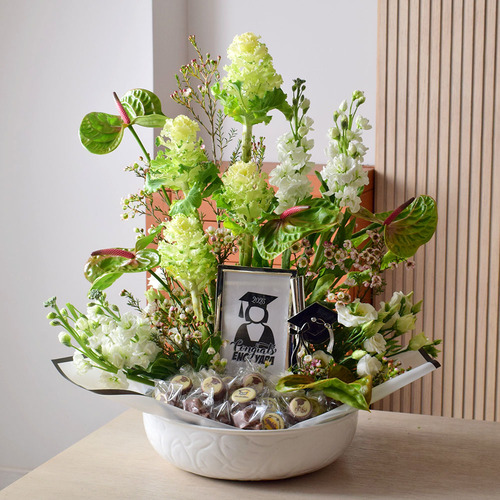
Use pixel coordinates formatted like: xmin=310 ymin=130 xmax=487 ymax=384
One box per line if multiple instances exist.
xmin=357 ymin=354 xmax=382 ymax=377
xmin=363 ymin=333 xmax=387 ymax=354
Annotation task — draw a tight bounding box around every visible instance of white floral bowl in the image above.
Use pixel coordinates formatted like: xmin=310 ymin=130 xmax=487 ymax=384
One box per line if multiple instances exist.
xmin=143 ymin=410 xmax=358 ymax=481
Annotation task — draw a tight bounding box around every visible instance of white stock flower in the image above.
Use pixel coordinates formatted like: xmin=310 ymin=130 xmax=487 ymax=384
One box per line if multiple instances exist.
xmin=100 ymin=370 xmax=129 ymax=389
xmin=356 ymin=354 xmax=382 ymax=377
xmin=363 ymin=333 xmax=387 ymax=354
xmin=73 ymin=351 xmax=91 ymax=374
xmin=356 ymin=115 xmax=372 ymax=130
xmin=336 ymin=299 xmax=378 ymax=327
xmin=58 ymin=332 xmax=72 ymax=347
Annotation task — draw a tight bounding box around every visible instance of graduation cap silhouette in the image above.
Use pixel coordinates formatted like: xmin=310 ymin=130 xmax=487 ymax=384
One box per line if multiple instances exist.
xmin=288 ymin=302 xmax=337 ymax=351
xmin=238 ymin=292 xmax=277 ymax=318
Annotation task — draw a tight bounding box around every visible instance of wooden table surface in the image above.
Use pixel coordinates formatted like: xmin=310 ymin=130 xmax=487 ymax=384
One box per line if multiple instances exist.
xmin=2 ymin=409 xmax=499 ymax=499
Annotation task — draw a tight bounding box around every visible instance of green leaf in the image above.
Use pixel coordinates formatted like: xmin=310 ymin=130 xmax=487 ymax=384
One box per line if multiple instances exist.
xmin=90 ymin=272 xmax=123 ymax=291
xmin=168 ymin=163 xmax=221 ymax=217
xmin=84 ymin=249 xmax=160 ymax=287
xmin=384 ymin=195 xmax=438 ymax=258
xmin=195 ymin=336 xmax=223 ymax=371
xmin=310 ymin=376 xmax=372 ymax=411
xmin=145 ymin=173 xmax=170 ymax=193
xmin=275 ymin=374 xmax=315 ymax=392
xmin=256 ymin=199 xmax=341 ymax=260
xmin=275 ymin=374 xmax=372 ymax=411
xmin=327 ymin=364 xmax=356 ymax=383
xmin=120 ymin=88 xmax=164 ymax=120
xmin=380 ymin=250 xmax=405 ymax=270
xmin=147 ymin=357 xmax=178 ymax=379
xmin=169 ymin=183 xmax=204 ymax=216
xmin=131 ymin=114 xmax=167 ymax=128
xmin=354 ymin=206 xmax=384 ymax=224
xmin=134 ymin=225 xmax=163 ymax=252
xmin=308 ymin=270 xmax=342 ymax=303
xmin=79 ymin=112 xmax=124 ymax=154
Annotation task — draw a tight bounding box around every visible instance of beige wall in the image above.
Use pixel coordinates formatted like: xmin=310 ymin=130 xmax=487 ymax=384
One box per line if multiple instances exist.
xmin=374 ymin=0 xmax=500 ymax=421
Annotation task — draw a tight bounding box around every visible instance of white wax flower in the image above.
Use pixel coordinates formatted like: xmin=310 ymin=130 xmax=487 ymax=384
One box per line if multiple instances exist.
xmin=356 ymin=354 xmax=382 ymax=377
xmin=336 ymin=299 xmax=378 ymax=327
xmin=363 ymin=333 xmax=387 ymax=354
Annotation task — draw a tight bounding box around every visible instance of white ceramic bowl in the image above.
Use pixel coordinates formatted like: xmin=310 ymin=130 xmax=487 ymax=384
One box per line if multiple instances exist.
xmin=143 ymin=410 xmax=358 ymax=481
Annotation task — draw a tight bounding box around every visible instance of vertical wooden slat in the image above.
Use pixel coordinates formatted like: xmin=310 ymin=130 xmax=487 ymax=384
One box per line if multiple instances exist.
xmin=483 ymin=0 xmax=499 ymax=423
xmin=492 ymin=1 xmax=500 ymax=423
xmin=385 ymin=0 xmax=400 ymax=412
xmin=376 ymin=0 xmax=500 ymax=420
xmin=433 ymin=0 xmax=452 ymax=418
xmin=469 ymin=0 xmax=486 ymax=421
xmin=423 ymin=0 xmax=442 ymax=416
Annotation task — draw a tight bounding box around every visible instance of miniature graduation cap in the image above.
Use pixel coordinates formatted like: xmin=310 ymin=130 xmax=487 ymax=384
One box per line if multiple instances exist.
xmin=288 ymin=302 xmax=337 ymax=353
xmin=238 ymin=291 xmax=277 ymax=318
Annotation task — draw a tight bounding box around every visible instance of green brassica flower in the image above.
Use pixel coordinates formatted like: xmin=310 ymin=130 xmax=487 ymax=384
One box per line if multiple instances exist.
xmin=158 ymin=214 xmax=217 ymax=294
xmin=224 ymin=32 xmax=283 ymax=100
xmin=218 ymin=161 xmax=274 ymax=228
xmin=212 ymin=33 xmax=290 ymax=126
xmin=149 ymin=115 xmax=208 ymax=192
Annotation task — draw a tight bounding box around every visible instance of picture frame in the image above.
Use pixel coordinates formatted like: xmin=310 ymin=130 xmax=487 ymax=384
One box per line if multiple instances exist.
xmin=216 ymin=265 xmax=297 ymax=374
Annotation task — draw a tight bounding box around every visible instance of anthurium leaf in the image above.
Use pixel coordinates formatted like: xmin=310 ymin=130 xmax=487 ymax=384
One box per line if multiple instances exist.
xmin=120 ymin=249 xmax=160 ymax=272
xmin=90 ymin=272 xmax=124 ymax=291
xmin=327 ymin=364 xmax=356 ymax=383
xmin=275 ymin=374 xmax=315 ymax=392
xmin=354 ymin=206 xmax=384 ymax=224
xmin=84 ymin=255 xmax=125 ymax=283
xmin=120 ymin=88 xmax=164 ymax=120
xmin=256 ymin=199 xmax=341 ymax=260
xmin=384 ymin=195 xmax=438 ymax=258
xmin=79 ymin=112 xmax=124 ymax=155
xmin=84 ymin=249 xmax=160 ymax=286
xmin=305 ymin=376 xmax=372 ymax=411
xmin=131 ymin=114 xmax=167 ymax=128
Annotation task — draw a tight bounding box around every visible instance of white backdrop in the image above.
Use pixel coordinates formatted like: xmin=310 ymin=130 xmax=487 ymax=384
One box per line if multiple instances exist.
xmin=0 ymin=0 xmax=376 ymax=488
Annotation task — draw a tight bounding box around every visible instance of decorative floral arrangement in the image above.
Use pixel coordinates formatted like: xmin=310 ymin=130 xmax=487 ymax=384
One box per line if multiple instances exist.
xmin=45 ymin=33 xmax=440 ymax=423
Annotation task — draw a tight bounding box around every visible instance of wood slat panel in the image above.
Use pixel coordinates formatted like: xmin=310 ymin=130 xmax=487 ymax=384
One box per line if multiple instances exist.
xmin=376 ymin=0 xmax=500 ymax=420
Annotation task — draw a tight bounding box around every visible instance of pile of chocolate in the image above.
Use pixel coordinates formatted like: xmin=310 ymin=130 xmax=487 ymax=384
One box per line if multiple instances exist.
xmin=154 ymin=369 xmax=338 ymax=430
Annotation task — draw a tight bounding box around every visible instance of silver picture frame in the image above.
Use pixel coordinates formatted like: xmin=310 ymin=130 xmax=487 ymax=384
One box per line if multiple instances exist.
xmin=215 ymin=265 xmax=297 ymax=374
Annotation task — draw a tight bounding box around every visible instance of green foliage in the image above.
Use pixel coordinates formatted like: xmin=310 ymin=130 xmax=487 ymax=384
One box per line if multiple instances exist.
xmin=212 ymin=81 xmax=291 ymax=126
xmin=384 ymin=196 xmax=438 ymax=258
xmin=79 ymin=89 xmax=165 ymax=155
xmin=255 ymin=199 xmax=341 ymax=260
xmin=79 ymin=112 xmax=124 ymax=155
xmin=276 ymin=374 xmax=372 ymax=411
xmin=84 ymin=249 xmax=160 ymax=291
